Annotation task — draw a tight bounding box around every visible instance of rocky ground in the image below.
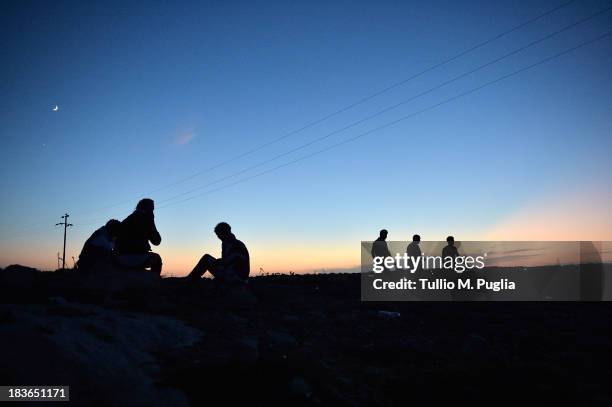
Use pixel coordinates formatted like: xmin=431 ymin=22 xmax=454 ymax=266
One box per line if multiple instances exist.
xmin=1 ymin=265 xmax=612 ymax=406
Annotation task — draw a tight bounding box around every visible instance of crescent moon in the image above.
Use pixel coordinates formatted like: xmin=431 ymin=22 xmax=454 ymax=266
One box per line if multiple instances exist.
xmin=52 ymin=105 xmax=59 ymax=111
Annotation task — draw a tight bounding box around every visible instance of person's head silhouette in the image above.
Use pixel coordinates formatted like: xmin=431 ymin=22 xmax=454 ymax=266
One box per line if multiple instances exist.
xmin=136 ymin=198 xmax=155 ymax=213
xmin=105 ymin=219 xmax=121 ymax=238
xmin=214 ymin=222 xmax=233 ymax=241
xmin=446 ymin=236 xmax=454 ymax=246
xmin=413 ymin=234 xmax=421 ymax=243
xmin=379 ymin=229 xmax=388 ymax=240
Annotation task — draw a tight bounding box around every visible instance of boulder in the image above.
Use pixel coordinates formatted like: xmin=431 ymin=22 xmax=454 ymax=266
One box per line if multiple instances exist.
xmin=0 ymin=302 xmax=202 ymax=406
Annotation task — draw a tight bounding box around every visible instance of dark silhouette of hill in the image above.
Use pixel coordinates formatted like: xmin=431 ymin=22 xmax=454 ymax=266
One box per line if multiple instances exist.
xmin=1 ymin=266 xmax=612 ymax=405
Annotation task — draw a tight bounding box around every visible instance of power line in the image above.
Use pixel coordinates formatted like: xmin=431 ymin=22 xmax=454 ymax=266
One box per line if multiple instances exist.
xmin=155 ymin=6 xmax=611 ymax=206
xmin=0 ymin=0 xmax=592 ymax=241
xmin=155 ymin=31 xmax=612 ymax=210
xmin=149 ymin=0 xmax=576 ymax=190
xmin=66 ymin=0 xmax=577 ymax=218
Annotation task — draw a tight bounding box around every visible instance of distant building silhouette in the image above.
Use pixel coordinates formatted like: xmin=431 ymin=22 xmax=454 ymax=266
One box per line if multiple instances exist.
xmin=114 ymin=198 xmax=162 ymax=274
xmin=579 ymin=241 xmax=603 ymax=301
xmin=188 ymin=222 xmax=250 ymax=283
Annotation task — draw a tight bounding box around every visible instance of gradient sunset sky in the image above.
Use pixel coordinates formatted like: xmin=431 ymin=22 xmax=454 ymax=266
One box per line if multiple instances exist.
xmin=1 ymin=0 xmax=611 ymax=275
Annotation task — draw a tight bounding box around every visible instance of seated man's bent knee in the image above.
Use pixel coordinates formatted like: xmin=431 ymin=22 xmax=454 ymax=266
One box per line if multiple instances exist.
xmin=202 ymin=253 xmax=215 ymax=264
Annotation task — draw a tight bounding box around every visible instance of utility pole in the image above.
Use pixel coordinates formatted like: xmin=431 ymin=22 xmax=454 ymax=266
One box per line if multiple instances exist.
xmin=55 ymin=213 xmax=73 ymax=270
xmin=57 ymin=252 xmax=61 ymax=269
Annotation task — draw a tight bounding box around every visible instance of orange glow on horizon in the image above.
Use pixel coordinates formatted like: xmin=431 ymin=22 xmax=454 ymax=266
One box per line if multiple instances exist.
xmin=485 ymin=185 xmax=612 ymax=241
xmin=2 ymin=185 xmax=610 ymax=274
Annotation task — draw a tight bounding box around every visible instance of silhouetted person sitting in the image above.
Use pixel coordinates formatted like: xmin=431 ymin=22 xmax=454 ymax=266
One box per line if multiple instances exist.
xmin=114 ymin=198 xmax=162 ymax=274
xmin=372 ymin=229 xmax=391 ymax=258
xmin=77 ymin=219 xmax=121 ymax=272
xmin=406 ymin=234 xmax=421 ymax=258
xmin=442 ymin=236 xmax=459 ymax=260
xmin=188 ymin=222 xmax=250 ymax=283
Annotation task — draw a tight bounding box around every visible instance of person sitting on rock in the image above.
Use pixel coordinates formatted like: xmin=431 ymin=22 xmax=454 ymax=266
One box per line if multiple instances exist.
xmin=188 ymin=222 xmax=250 ymax=283
xmin=114 ymin=198 xmax=162 ymax=274
xmin=77 ymin=219 xmax=121 ymax=272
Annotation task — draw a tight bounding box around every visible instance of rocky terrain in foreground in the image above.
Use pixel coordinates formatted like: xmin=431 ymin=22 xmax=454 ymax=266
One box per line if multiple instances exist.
xmin=1 ymin=265 xmax=612 ymax=406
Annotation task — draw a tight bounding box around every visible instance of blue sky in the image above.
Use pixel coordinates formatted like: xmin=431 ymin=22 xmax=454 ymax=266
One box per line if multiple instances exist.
xmin=1 ymin=0 xmax=611 ymax=273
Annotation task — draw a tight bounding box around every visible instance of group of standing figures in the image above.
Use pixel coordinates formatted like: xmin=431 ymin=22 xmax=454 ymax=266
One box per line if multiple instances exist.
xmin=371 ymin=229 xmax=459 ymax=259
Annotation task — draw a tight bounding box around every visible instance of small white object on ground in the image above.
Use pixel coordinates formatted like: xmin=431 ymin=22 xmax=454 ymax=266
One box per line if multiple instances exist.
xmin=377 ymin=311 xmax=401 ymax=319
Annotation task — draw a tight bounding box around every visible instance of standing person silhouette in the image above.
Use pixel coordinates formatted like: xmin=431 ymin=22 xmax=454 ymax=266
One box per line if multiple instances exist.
xmin=188 ymin=222 xmax=250 ymax=283
xmin=406 ymin=234 xmax=422 ymax=258
xmin=372 ymin=229 xmax=391 ymax=259
xmin=114 ymin=198 xmax=162 ymax=274
xmin=442 ymin=236 xmax=459 ymax=260
xmin=371 ymin=229 xmax=394 ymax=272
xmin=406 ymin=234 xmax=422 ymax=274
